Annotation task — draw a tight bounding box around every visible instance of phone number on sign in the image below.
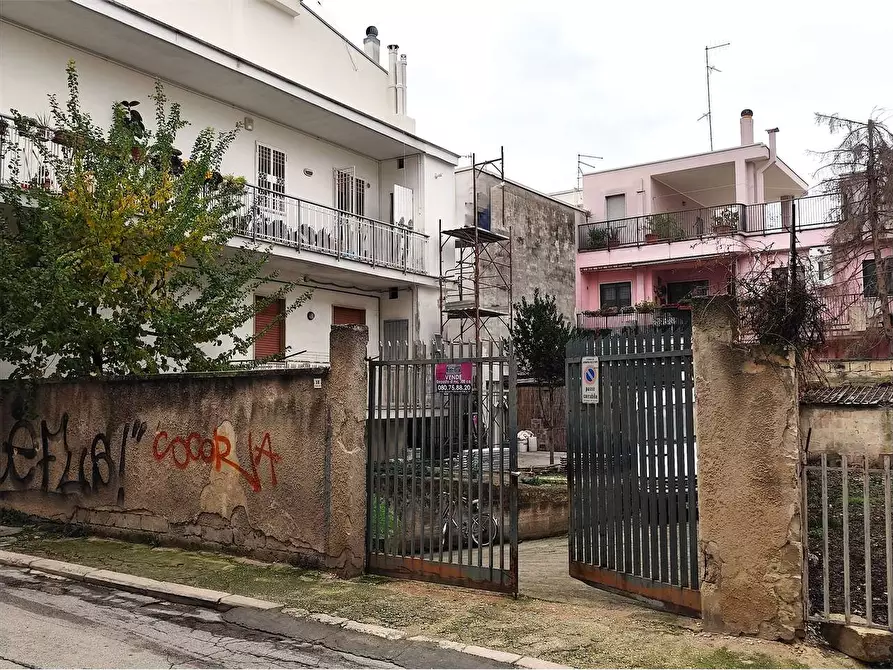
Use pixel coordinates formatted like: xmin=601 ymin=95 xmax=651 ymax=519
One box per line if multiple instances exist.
xmin=437 ymin=383 xmax=472 ymax=393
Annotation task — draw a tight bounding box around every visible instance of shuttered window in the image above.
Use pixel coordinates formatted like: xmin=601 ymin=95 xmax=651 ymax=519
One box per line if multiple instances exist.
xmin=333 ymin=306 xmax=366 ymax=325
xmin=254 ymin=298 xmax=285 ymax=359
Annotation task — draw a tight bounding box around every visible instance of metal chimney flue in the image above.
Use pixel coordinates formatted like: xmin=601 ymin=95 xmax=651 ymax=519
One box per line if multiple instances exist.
xmin=387 ymin=45 xmax=399 ymax=114
xmin=740 ymin=109 xmax=754 ymax=145
xmin=363 ymin=26 xmax=380 ymax=63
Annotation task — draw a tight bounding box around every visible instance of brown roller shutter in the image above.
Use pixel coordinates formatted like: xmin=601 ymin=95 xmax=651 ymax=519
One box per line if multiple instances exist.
xmin=333 ymin=306 xmax=366 ymax=325
xmin=254 ymin=298 xmax=285 ymax=359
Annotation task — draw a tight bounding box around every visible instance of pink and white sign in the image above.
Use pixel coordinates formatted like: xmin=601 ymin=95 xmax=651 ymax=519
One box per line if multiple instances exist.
xmin=434 ymin=361 xmax=474 ymax=393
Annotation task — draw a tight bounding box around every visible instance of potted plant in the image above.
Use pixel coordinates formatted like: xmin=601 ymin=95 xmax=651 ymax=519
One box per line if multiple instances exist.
xmin=646 ymin=213 xmax=684 ymax=243
xmin=712 ymin=207 xmax=739 ymax=234
xmin=587 ymin=227 xmax=610 ymax=249
xmin=606 ymin=227 xmax=621 ymax=249
xmin=0 ymin=117 xmax=8 ymax=139
xmin=634 ymin=300 xmax=657 ymax=314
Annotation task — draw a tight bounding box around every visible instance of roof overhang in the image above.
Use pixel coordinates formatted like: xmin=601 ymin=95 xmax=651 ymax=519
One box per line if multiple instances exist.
xmin=0 ymin=0 xmax=459 ymax=164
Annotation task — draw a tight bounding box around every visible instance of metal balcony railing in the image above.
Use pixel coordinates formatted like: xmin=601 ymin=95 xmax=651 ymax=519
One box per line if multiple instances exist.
xmin=819 ymin=292 xmax=893 ymax=336
xmin=578 ymin=194 xmax=842 ymax=252
xmin=0 ymin=114 xmax=428 ymax=274
xmin=232 ymin=185 xmax=428 ymax=274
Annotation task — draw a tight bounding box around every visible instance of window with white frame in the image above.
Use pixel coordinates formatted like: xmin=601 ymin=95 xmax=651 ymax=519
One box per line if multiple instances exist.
xmin=334 ymin=167 xmax=366 ymax=217
xmin=257 ymin=144 xmax=286 ymax=212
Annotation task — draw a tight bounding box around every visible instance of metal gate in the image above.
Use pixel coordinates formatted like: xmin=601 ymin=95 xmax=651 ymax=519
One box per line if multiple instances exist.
xmin=366 ymin=341 xmax=519 ymax=593
xmin=566 ymin=325 xmax=700 ymax=615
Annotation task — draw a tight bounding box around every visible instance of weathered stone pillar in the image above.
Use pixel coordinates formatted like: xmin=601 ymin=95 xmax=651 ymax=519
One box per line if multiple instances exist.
xmin=325 ymin=324 xmax=369 ymax=577
xmin=691 ymin=296 xmax=803 ymax=640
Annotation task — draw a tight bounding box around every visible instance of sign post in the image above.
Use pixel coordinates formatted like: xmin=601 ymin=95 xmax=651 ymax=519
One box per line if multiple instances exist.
xmin=581 ymin=356 xmax=600 ymax=404
xmin=435 ymin=361 xmax=474 ymax=394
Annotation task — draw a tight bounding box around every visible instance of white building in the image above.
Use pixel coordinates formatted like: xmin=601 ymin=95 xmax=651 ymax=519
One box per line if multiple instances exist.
xmin=0 ymin=0 xmax=458 ymax=369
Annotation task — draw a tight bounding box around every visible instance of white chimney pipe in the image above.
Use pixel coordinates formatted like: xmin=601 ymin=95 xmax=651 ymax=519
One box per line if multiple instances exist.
xmin=755 ymin=127 xmax=780 ymax=205
xmin=363 ymin=26 xmax=380 ymax=63
xmin=387 ymin=45 xmax=399 ymax=114
xmin=398 ymin=54 xmax=408 ymax=116
xmin=740 ymin=108 xmax=754 ymax=145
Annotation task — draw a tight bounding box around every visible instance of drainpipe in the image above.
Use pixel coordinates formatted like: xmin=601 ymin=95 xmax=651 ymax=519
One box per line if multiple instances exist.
xmin=754 ymin=128 xmax=779 ymax=231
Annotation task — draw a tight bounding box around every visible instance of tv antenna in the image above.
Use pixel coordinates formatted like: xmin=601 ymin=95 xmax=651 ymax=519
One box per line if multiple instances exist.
xmin=577 ymin=153 xmax=603 ymax=204
xmin=697 ymin=42 xmax=730 ymax=151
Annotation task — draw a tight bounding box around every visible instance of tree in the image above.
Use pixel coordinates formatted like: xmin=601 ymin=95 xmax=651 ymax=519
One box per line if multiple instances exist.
xmin=511 ymin=289 xmax=576 ymax=465
xmin=814 ymin=112 xmax=893 ymax=356
xmin=0 ymin=61 xmax=308 ymax=379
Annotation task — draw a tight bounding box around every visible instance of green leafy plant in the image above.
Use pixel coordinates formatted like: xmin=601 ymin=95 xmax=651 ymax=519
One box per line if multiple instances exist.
xmin=711 ymin=207 xmax=740 ymax=231
xmin=586 ymin=226 xmax=619 ymax=249
xmin=635 ymin=300 xmax=657 ymax=313
xmin=0 ymin=61 xmax=309 ymax=379
xmin=648 ymin=213 xmax=685 ymax=241
xmin=511 ymin=290 xmax=578 ymax=464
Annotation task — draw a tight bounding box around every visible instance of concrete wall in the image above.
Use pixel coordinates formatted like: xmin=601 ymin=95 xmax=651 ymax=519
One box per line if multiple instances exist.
xmin=517 ymin=484 xmax=569 ymax=541
xmin=817 ymin=359 xmax=893 ymax=385
xmin=691 ymin=296 xmax=803 ymax=640
xmin=0 ymin=326 xmax=369 ymax=577
xmin=801 ymin=405 xmax=893 ymax=457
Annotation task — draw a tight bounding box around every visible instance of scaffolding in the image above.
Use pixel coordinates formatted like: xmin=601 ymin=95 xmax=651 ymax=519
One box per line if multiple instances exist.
xmin=439 ymin=147 xmax=513 ymax=345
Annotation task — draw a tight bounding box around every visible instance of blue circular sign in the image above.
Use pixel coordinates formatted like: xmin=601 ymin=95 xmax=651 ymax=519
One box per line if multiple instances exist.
xmin=585 ymin=367 xmax=596 ymax=383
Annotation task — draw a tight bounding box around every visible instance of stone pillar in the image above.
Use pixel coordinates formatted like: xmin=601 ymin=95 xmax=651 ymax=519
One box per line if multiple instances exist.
xmin=324 ymin=324 xmax=369 ymax=577
xmin=691 ymin=296 xmax=803 ymax=640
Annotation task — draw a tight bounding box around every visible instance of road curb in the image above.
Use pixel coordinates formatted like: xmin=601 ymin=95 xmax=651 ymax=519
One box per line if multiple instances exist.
xmin=0 ymin=549 xmax=570 ymax=669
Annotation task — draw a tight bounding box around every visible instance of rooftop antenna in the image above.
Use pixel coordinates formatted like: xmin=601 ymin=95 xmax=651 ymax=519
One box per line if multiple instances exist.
xmin=697 ymin=42 xmax=730 ymax=151
xmin=577 ymin=153 xmax=603 ymax=204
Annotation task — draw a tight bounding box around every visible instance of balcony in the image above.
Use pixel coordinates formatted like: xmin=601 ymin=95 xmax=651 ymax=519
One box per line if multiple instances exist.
xmin=578 ymin=194 xmax=841 ymax=252
xmin=820 ymin=293 xmax=893 ymax=337
xmin=577 ymin=307 xmax=693 ymax=332
xmin=233 ymin=185 xmax=428 ymax=275
xmin=0 ymin=115 xmax=428 ymax=275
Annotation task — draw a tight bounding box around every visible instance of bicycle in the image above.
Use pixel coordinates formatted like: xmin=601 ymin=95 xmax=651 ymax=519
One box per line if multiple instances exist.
xmin=438 ymin=491 xmax=499 ymax=549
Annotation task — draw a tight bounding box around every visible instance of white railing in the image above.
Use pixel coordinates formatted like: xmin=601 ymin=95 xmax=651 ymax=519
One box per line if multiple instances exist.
xmin=233 ymin=185 xmax=428 ymax=275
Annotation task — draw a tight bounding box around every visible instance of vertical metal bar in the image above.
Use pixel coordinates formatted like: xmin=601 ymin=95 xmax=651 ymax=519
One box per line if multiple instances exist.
xmin=682 ymin=330 xmax=698 ymax=588
xmin=499 ymin=341 xmax=507 ymax=573
xmin=581 ymin=337 xmax=592 ymax=566
xmin=843 ymin=454 xmax=851 ymax=624
xmin=619 ymin=332 xmax=632 ymax=574
xmin=664 ymin=332 xmax=680 ymax=586
xmin=397 ymin=361 xmax=407 ymax=557
xmin=635 ymin=327 xmax=649 ymax=580
xmin=465 ymin=349 xmax=474 ymax=566
xmin=565 ymin=344 xmax=576 ymax=568
xmin=654 ymin=330 xmax=669 ymax=585
xmin=438 ymin=350 xmax=446 ymax=564
xmin=477 ymin=354 xmax=485 ymax=570
xmin=611 ymin=334 xmax=624 ymax=572
xmin=366 ymin=363 xmax=376 ymax=558
xmin=409 ymin=355 xmax=419 ymax=560
xmin=419 ymin=355 xmax=429 ymax=562
xmin=488 ymin=351 xmax=497 ymax=576
xmin=822 ymin=453 xmax=830 ymax=619
xmin=594 ymin=334 xmax=605 ymax=568
xmin=802 ymin=457 xmax=811 ymax=622
xmin=672 ymin=336 xmax=688 ymax=588
xmin=508 ymin=344 xmax=519 ymax=594
xmin=384 ymin=362 xmax=394 ymax=556
xmin=450 ymin=342 xmax=458 ymax=563
xmin=864 ymin=455 xmax=872 ymax=625
xmin=885 ymin=454 xmax=892 ymax=630
xmin=645 ymin=330 xmax=659 ymax=581
xmin=602 ymin=336 xmax=615 ymax=570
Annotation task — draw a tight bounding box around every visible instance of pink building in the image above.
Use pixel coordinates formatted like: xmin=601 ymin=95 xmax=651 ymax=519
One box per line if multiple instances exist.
xmin=573 ymin=109 xmax=892 ymax=358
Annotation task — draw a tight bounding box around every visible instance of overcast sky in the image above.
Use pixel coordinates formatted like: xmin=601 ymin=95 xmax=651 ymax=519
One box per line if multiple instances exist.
xmin=314 ymin=0 xmax=891 ymax=194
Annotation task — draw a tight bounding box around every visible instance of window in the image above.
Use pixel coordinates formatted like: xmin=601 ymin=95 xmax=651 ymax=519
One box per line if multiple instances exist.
xmin=254 ymin=298 xmax=285 ymax=359
xmin=333 ymin=306 xmax=366 ymax=325
xmin=382 ymin=319 xmax=409 ymax=360
xmin=667 ymin=280 xmax=709 ymax=304
xmin=863 ymin=259 xmax=893 ymax=297
xmin=256 ymin=144 xmax=286 ymax=212
xmin=334 ymin=167 xmax=366 ymax=217
xmin=600 ymin=282 xmax=632 ymax=309
xmin=605 ymin=194 xmax=626 ymax=221
xmin=771 ymin=264 xmax=807 ymax=284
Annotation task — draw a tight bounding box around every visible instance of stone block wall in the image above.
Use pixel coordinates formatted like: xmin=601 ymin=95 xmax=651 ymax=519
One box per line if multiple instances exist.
xmin=0 ymin=325 xmax=369 ymax=576
xmin=691 ymin=297 xmax=803 ymax=640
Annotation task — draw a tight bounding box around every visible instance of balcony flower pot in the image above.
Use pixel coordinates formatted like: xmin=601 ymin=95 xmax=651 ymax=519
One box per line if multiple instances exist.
xmin=712 ymin=223 xmax=734 ymax=235
xmin=645 ymin=232 xmax=664 ymax=244
xmin=607 ymin=238 xmax=621 ymax=249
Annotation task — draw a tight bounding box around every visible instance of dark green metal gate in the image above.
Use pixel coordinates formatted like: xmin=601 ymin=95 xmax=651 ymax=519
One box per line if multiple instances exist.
xmin=566 ymin=325 xmax=700 ymax=615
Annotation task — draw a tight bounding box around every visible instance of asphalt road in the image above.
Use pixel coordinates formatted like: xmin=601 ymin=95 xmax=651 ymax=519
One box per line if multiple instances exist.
xmin=0 ymin=566 xmax=509 ymax=669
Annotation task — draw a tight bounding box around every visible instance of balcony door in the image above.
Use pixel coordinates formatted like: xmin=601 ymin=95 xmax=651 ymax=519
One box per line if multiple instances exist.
xmin=256 ymin=144 xmax=287 ymax=242
xmin=334 ymin=167 xmax=368 ymax=261
xmin=605 ymin=194 xmax=626 ymax=222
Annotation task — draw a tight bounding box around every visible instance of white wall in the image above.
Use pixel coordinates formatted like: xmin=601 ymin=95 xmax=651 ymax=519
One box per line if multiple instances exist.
xmin=0 ymin=22 xmax=383 ymax=218
xmin=116 ymin=0 xmax=408 ymax=127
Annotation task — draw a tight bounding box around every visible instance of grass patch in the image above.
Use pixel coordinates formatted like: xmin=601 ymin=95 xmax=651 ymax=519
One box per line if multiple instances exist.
xmin=690 ymin=647 xmax=807 ymax=669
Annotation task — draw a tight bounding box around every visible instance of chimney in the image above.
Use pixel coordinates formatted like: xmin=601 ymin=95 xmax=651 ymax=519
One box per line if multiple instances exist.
xmin=363 ymin=26 xmax=380 ymax=63
xmin=766 ymin=127 xmax=779 ymax=162
xmin=740 ymin=108 xmax=754 ymax=146
xmin=387 ymin=45 xmax=399 ymax=114
xmin=398 ymin=54 xmax=408 ymax=116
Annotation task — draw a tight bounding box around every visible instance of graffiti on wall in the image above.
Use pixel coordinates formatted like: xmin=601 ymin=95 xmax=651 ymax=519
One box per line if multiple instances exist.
xmin=1 ymin=404 xmax=146 ymax=504
xmin=152 ymin=427 xmax=280 ymax=492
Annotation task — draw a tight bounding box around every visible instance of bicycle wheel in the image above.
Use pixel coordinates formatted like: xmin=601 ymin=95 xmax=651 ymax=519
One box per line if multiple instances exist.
xmin=470 ymin=513 xmax=499 ymax=547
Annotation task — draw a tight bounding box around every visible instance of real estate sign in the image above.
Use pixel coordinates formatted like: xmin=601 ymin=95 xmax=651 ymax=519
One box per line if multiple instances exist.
xmin=435 ymin=361 xmax=474 ymax=394
xmin=581 ymin=356 xmax=600 ymax=404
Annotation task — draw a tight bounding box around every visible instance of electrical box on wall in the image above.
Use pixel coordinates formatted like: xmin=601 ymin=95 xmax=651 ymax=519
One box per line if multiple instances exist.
xmin=314 ymin=378 xmax=322 ymax=389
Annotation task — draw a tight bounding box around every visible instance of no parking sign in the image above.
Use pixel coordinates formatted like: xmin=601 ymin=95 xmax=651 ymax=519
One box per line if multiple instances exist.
xmin=581 ymin=356 xmax=600 ymax=404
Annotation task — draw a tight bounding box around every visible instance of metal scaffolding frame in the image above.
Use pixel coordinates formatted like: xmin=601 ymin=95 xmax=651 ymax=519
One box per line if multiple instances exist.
xmin=439 ymin=147 xmax=513 ymax=345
